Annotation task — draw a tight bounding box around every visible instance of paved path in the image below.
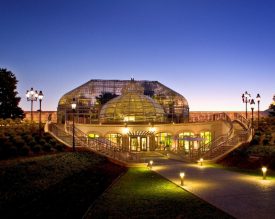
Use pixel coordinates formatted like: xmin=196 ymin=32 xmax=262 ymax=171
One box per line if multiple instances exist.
xmin=153 ymin=159 xmax=275 ymax=219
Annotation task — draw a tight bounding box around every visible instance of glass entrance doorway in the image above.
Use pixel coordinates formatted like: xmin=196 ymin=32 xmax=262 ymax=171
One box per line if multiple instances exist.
xmin=130 ymin=137 xmax=138 ymax=151
xmin=130 ymin=136 xmax=148 ymax=151
xmin=141 ymin=137 xmax=147 ymax=151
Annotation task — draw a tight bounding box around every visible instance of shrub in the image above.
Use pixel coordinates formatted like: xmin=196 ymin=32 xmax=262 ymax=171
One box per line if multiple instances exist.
xmin=43 ymin=143 xmax=52 ymax=152
xmin=49 ymin=139 xmax=57 ymax=146
xmin=19 ymin=145 xmax=30 ymax=156
xmin=263 ymin=138 xmax=270 ymax=146
xmin=32 ymin=144 xmax=42 ymax=153
xmin=39 ymin=139 xmax=46 ymax=146
xmin=8 ymin=146 xmax=18 ymax=157
xmin=34 ymin=135 xmax=40 ymax=142
xmin=0 ymin=136 xmax=8 ymax=145
xmin=22 ymin=134 xmax=33 ymax=143
xmin=43 ymin=133 xmax=52 ymax=142
xmin=55 ymin=144 xmax=65 ymax=152
xmin=250 ymin=135 xmax=260 ymax=146
xmin=28 ymin=140 xmax=36 ymax=148
xmin=13 ymin=137 xmax=25 ymax=148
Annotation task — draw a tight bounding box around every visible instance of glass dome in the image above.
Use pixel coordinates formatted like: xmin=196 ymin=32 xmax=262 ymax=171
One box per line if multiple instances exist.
xmin=99 ymin=80 xmax=165 ymax=123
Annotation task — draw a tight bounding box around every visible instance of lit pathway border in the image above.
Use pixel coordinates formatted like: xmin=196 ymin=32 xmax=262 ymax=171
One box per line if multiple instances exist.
xmin=153 ymin=160 xmax=275 ymax=219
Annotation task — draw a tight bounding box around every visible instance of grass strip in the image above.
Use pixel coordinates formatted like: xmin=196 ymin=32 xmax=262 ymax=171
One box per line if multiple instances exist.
xmin=86 ymin=168 xmax=233 ymax=219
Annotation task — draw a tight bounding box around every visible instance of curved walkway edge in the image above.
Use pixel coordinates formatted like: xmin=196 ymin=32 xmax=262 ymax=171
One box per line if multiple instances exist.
xmin=153 ymin=159 xmax=275 ymax=219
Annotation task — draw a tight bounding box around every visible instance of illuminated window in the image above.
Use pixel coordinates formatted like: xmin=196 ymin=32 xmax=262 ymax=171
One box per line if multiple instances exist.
xmin=178 ymin=132 xmax=194 ymax=153
xmin=200 ymin=131 xmax=212 ymax=151
xmin=106 ymin=133 xmax=122 ymax=146
xmin=155 ymin=133 xmax=172 ymax=150
xmin=88 ymin=133 xmax=99 ymax=139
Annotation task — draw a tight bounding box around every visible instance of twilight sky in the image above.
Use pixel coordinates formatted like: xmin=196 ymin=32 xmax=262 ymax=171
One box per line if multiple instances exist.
xmin=1 ymin=0 xmax=274 ymax=112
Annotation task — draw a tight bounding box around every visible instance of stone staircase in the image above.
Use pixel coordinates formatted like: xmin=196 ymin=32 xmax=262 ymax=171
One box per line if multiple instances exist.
xmin=200 ymin=113 xmax=252 ymax=162
xmin=46 ymin=112 xmax=252 ymax=165
xmin=47 ymin=122 xmax=151 ymax=166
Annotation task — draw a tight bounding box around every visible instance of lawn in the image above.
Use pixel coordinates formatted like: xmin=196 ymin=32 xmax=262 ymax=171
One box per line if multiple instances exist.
xmin=85 ymin=168 xmax=233 ymax=219
xmin=0 ymin=151 xmax=126 ymax=218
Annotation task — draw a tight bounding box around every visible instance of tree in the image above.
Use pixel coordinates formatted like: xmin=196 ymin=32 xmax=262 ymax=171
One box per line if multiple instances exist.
xmin=96 ymin=92 xmax=118 ymax=105
xmin=0 ymin=68 xmax=24 ymax=119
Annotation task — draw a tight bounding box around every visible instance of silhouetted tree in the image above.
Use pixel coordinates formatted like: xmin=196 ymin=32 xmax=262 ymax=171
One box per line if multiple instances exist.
xmin=0 ymin=68 xmax=24 ymax=119
xmin=96 ymin=92 xmax=118 ymax=105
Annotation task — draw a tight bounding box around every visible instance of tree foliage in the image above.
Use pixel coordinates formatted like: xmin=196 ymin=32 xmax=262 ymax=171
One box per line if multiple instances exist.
xmin=96 ymin=92 xmax=118 ymax=105
xmin=0 ymin=68 xmax=24 ymax=119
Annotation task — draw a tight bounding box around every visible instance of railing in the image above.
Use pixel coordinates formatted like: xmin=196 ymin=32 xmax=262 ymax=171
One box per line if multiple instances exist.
xmin=63 ymin=121 xmax=143 ymax=163
xmin=189 ymin=112 xmax=232 ymax=123
xmin=184 ymin=112 xmax=252 ymax=161
xmin=200 ymin=113 xmax=252 ymax=161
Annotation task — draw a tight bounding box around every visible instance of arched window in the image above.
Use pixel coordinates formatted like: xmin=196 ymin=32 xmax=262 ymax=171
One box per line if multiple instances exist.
xmin=155 ymin=133 xmax=172 ymax=150
xmin=88 ymin=133 xmax=99 ymax=139
xmin=178 ymin=132 xmax=194 ymax=153
xmin=106 ymin=133 xmax=122 ymax=146
xmin=200 ymin=131 xmax=212 ymax=151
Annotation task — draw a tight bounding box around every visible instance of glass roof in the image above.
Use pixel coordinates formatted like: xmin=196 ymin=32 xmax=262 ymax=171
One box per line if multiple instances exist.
xmin=99 ymin=80 xmax=165 ymax=123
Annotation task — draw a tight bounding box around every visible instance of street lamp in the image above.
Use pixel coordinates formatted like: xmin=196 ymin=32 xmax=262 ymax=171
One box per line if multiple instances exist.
xmin=26 ymin=88 xmax=38 ymax=122
xmin=250 ymin=99 xmax=255 ymax=129
xmin=256 ymin=94 xmax=261 ymax=129
xmin=242 ymin=91 xmax=251 ymax=119
xmin=71 ymin=98 xmax=77 ymax=152
xmin=38 ymin=91 xmax=44 ymax=137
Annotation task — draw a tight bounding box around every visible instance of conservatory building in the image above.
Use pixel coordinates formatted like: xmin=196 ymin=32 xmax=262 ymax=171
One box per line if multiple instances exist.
xmin=57 ymin=79 xmax=231 ymax=153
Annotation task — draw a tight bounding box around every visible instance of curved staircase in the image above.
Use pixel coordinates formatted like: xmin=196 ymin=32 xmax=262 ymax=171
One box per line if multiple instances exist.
xmin=46 ymin=112 xmax=253 ymax=165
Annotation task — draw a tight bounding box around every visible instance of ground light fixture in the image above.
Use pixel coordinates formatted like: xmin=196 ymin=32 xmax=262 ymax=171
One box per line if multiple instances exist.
xmin=262 ymin=167 xmax=267 ymax=180
xmin=180 ymin=172 xmax=185 ymax=186
xmin=148 ymin=160 xmax=153 ymax=170
xmin=199 ymin=158 xmax=204 ymax=166
xmin=71 ymin=98 xmax=77 ymax=152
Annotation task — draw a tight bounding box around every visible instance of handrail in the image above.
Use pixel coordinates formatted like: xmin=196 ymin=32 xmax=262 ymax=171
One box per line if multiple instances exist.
xmin=188 ymin=112 xmax=252 ymax=161
xmin=62 ymin=121 xmax=141 ymax=162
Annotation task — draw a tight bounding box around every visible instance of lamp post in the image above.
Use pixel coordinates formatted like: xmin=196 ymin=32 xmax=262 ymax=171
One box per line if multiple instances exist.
xmin=199 ymin=158 xmax=203 ymax=166
xmin=242 ymin=91 xmax=251 ymax=119
xmin=180 ymin=172 xmax=185 ymax=186
xmin=38 ymin=91 xmax=44 ymax=137
xmin=250 ymin=99 xmax=255 ymax=129
xmin=148 ymin=160 xmax=153 ymax=170
xmin=262 ymin=166 xmax=267 ymax=180
xmin=26 ymin=88 xmax=38 ymax=122
xmin=71 ymin=98 xmax=77 ymax=152
xmin=256 ymin=94 xmax=261 ymax=129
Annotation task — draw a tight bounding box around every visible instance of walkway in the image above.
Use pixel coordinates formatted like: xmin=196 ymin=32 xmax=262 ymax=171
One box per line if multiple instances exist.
xmin=153 ymin=159 xmax=275 ymax=219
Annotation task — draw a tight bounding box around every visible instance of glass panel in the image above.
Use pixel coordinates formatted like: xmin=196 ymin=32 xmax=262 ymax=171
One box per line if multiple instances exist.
xmin=130 ymin=137 xmax=138 ymax=151
xmin=200 ymin=131 xmax=212 ymax=151
xmin=141 ymin=137 xmax=147 ymax=151
xmin=106 ymin=133 xmax=122 ymax=146
xmin=88 ymin=133 xmax=99 ymax=139
xmin=155 ymin=133 xmax=172 ymax=150
xmin=178 ymin=132 xmax=194 ymax=153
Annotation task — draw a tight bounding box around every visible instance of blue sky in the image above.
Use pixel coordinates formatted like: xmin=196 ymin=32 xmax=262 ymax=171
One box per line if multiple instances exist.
xmin=1 ymin=0 xmax=274 ymax=111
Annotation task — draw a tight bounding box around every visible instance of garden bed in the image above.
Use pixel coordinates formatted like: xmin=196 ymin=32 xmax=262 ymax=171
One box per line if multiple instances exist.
xmin=0 ymin=151 xmax=126 ymax=218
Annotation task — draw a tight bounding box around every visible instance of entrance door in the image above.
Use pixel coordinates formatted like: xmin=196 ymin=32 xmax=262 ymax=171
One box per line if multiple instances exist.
xmin=130 ymin=137 xmax=138 ymax=151
xmin=140 ymin=137 xmax=147 ymax=151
